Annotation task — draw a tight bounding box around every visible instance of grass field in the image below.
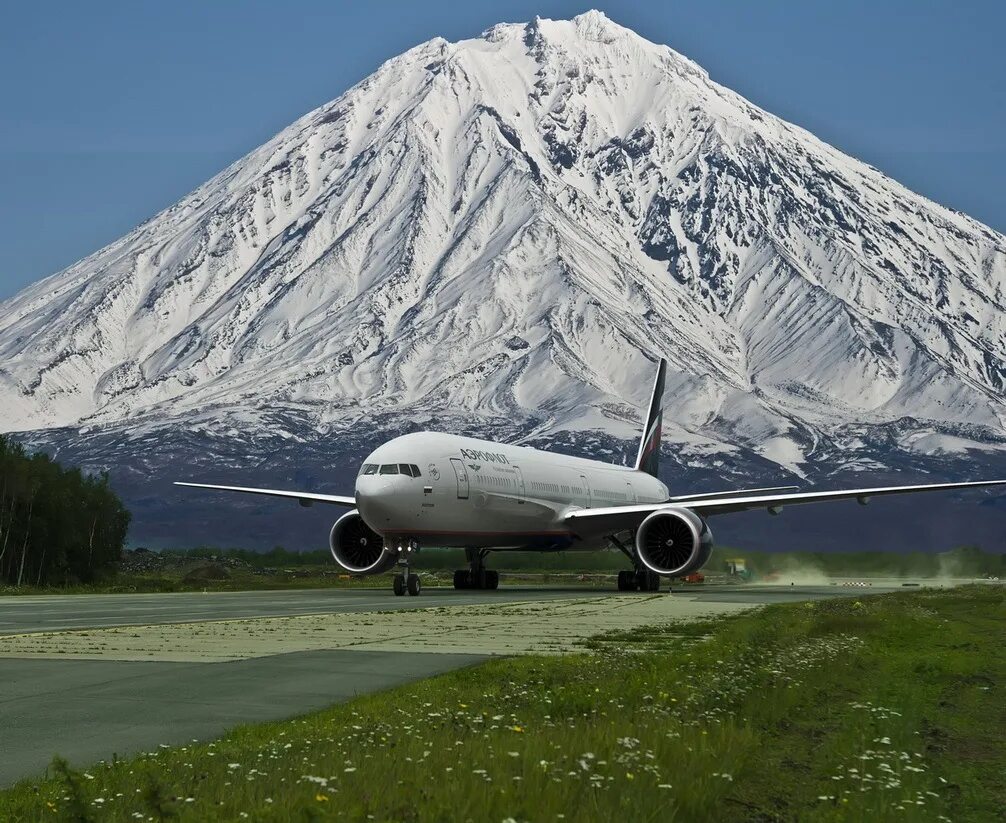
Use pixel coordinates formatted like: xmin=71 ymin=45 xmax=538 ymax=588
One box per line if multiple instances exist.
xmin=0 ymin=569 xmax=384 ymax=596
xmin=3 ymin=545 xmax=1001 ymax=596
xmin=0 ymin=568 xmax=613 ymax=597
xmin=2 ymin=585 xmax=1003 ymax=821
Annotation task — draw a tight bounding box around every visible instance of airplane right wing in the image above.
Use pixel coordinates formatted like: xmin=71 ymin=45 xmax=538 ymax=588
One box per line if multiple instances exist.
xmin=174 ymin=481 xmax=356 ymax=508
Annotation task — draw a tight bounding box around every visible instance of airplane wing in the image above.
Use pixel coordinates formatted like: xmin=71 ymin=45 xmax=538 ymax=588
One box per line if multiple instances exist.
xmin=667 ymin=485 xmax=798 ymax=503
xmin=565 ymin=478 xmax=1006 ymax=533
xmin=174 ymin=481 xmax=356 ymax=508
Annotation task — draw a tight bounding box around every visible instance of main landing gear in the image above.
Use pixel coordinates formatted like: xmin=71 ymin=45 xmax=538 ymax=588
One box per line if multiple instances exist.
xmin=453 ymin=549 xmax=500 ymax=590
xmin=392 ymin=538 xmax=422 ymax=596
xmin=610 ymin=534 xmax=663 ymax=592
xmin=617 ymin=568 xmax=661 ymax=592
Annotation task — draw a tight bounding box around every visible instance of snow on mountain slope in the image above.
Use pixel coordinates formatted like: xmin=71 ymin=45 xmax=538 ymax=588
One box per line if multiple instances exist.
xmin=2 ymin=10 xmax=1005 ymax=480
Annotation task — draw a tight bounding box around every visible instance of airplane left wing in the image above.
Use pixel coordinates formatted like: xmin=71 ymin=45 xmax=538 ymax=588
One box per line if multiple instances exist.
xmin=681 ymin=478 xmax=1006 ymax=516
xmin=667 ymin=485 xmax=798 ymax=503
xmin=565 ymin=478 xmax=1006 ymax=533
xmin=174 ymin=481 xmax=356 ymax=508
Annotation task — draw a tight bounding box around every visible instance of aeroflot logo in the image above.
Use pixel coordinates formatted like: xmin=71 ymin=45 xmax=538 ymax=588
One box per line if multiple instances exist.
xmin=460 ymin=448 xmax=509 ymax=464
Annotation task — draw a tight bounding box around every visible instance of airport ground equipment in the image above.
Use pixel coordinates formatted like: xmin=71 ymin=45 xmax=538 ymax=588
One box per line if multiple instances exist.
xmin=724 ymin=558 xmax=751 ymax=581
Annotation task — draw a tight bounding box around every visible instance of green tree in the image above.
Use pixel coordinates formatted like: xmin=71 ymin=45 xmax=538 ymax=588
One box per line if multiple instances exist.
xmin=0 ymin=436 xmax=130 ymax=586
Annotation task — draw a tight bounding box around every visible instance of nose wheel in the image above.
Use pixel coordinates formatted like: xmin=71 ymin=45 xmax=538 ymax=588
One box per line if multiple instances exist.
xmin=394 ymin=573 xmax=421 ymax=596
xmin=393 ymin=538 xmax=422 ymax=596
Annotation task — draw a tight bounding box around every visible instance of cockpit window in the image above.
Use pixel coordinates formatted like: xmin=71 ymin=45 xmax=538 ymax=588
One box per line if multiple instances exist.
xmin=399 ymin=463 xmax=414 ymax=477
xmin=361 ymin=463 xmax=378 ymax=475
xmin=410 ymin=464 xmax=421 ymax=477
xmin=379 ymin=464 xmax=399 ymax=475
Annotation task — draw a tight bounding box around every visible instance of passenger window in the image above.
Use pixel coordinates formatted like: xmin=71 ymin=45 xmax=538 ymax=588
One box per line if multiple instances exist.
xmin=361 ymin=464 xmax=378 ymax=475
xmin=410 ymin=464 xmax=421 ymax=477
xmin=379 ymin=464 xmax=399 ymax=475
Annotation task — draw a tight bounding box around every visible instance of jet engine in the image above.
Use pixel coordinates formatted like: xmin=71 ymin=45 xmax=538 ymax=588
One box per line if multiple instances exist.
xmin=329 ymin=510 xmax=397 ymax=575
xmin=634 ymin=507 xmax=713 ymax=577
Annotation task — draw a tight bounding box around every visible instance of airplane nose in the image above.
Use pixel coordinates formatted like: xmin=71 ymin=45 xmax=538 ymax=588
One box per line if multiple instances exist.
xmin=356 ymin=477 xmax=397 ymax=527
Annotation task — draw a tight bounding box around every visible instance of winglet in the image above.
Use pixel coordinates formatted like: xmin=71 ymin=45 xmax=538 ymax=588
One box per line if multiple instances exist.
xmin=634 ymin=357 xmax=666 ymax=478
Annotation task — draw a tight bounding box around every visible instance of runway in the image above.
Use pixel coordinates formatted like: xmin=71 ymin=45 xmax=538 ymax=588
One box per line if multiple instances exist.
xmin=0 ymin=580 xmax=902 ymax=636
xmin=0 ymin=580 xmax=940 ymax=786
xmin=0 ymin=650 xmax=483 ymax=788
xmin=0 ymin=587 xmax=618 ymax=635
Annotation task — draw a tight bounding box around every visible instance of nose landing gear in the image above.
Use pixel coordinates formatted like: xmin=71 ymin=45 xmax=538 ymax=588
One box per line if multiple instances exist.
xmin=453 ymin=549 xmax=499 ymax=590
xmin=392 ymin=538 xmax=422 ymax=596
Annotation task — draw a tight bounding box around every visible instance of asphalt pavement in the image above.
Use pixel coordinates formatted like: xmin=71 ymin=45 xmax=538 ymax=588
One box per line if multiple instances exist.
xmin=0 ymin=587 xmax=613 ymax=635
xmin=0 ymin=649 xmax=483 ymax=787
xmin=0 ymin=581 xmax=908 ymax=636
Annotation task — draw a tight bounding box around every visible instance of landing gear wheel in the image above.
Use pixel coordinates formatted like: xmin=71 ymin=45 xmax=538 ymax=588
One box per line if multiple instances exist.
xmin=407 ymin=574 xmax=422 ymax=596
xmin=635 ymin=569 xmax=660 ymax=592
xmin=617 ymin=570 xmax=637 ymax=591
xmin=393 ymin=574 xmax=406 ymax=596
xmin=455 ymin=551 xmax=496 ymax=591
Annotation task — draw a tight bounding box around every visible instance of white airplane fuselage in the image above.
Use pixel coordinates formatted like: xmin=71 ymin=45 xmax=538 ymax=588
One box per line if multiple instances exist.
xmin=355 ymin=431 xmax=669 ymax=551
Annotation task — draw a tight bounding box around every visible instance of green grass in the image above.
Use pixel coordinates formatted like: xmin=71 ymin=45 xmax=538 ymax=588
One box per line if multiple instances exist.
xmin=0 ymin=568 xmax=614 ymax=597
xmin=2 ymin=585 xmax=1003 ymax=821
xmin=154 ymin=544 xmax=1006 ymax=577
xmin=4 ymin=545 xmax=1002 ymax=596
xmin=0 ymin=568 xmax=383 ymax=596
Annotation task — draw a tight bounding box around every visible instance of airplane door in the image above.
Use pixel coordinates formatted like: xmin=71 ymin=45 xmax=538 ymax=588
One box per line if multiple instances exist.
xmin=513 ymin=466 xmax=526 ymax=503
xmin=450 ymin=458 xmax=469 ymax=499
xmin=580 ymin=474 xmax=592 ymax=508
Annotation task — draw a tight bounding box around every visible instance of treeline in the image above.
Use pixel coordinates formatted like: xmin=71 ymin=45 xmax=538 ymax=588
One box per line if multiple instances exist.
xmin=162 ymin=546 xmax=637 ymax=571
xmin=162 ymin=544 xmax=1006 ymax=577
xmin=0 ymin=436 xmax=130 ymax=586
xmin=161 ymin=546 xmax=332 ymax=568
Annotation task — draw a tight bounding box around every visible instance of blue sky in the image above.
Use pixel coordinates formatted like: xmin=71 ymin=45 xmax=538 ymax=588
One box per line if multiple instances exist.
xmin=1 ymin=0 xmax=1003 ymax=299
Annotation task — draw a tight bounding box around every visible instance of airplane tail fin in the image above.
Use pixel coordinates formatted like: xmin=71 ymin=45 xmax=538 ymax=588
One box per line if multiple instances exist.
xmin=634 ymin=357 xmax=666 ymax=478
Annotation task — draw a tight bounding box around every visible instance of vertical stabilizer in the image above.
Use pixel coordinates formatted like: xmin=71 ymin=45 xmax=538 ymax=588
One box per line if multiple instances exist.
xmin=634 ymin=357 xmax=666 ymax=477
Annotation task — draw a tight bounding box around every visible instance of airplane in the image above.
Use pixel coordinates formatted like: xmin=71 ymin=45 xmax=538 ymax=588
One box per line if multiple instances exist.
xmin=176 ymin=357 xmax=1006 ymax=596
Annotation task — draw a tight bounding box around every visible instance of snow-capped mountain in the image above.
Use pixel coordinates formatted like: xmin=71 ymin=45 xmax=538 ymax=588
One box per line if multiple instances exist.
xmin=2 ymin=12 xmax=1005 ymax=548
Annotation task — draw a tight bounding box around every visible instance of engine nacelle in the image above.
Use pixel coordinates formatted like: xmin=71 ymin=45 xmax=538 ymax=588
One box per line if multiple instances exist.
xmin=329 ymin=510 xmax=398 ymax=575
xmin=634 ymin=507 xmax=714 ymax=577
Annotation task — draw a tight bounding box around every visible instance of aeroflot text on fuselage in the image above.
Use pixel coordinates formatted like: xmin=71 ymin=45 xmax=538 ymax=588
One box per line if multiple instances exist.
xmin=459 ymin=448 xmax=510 ymax=464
